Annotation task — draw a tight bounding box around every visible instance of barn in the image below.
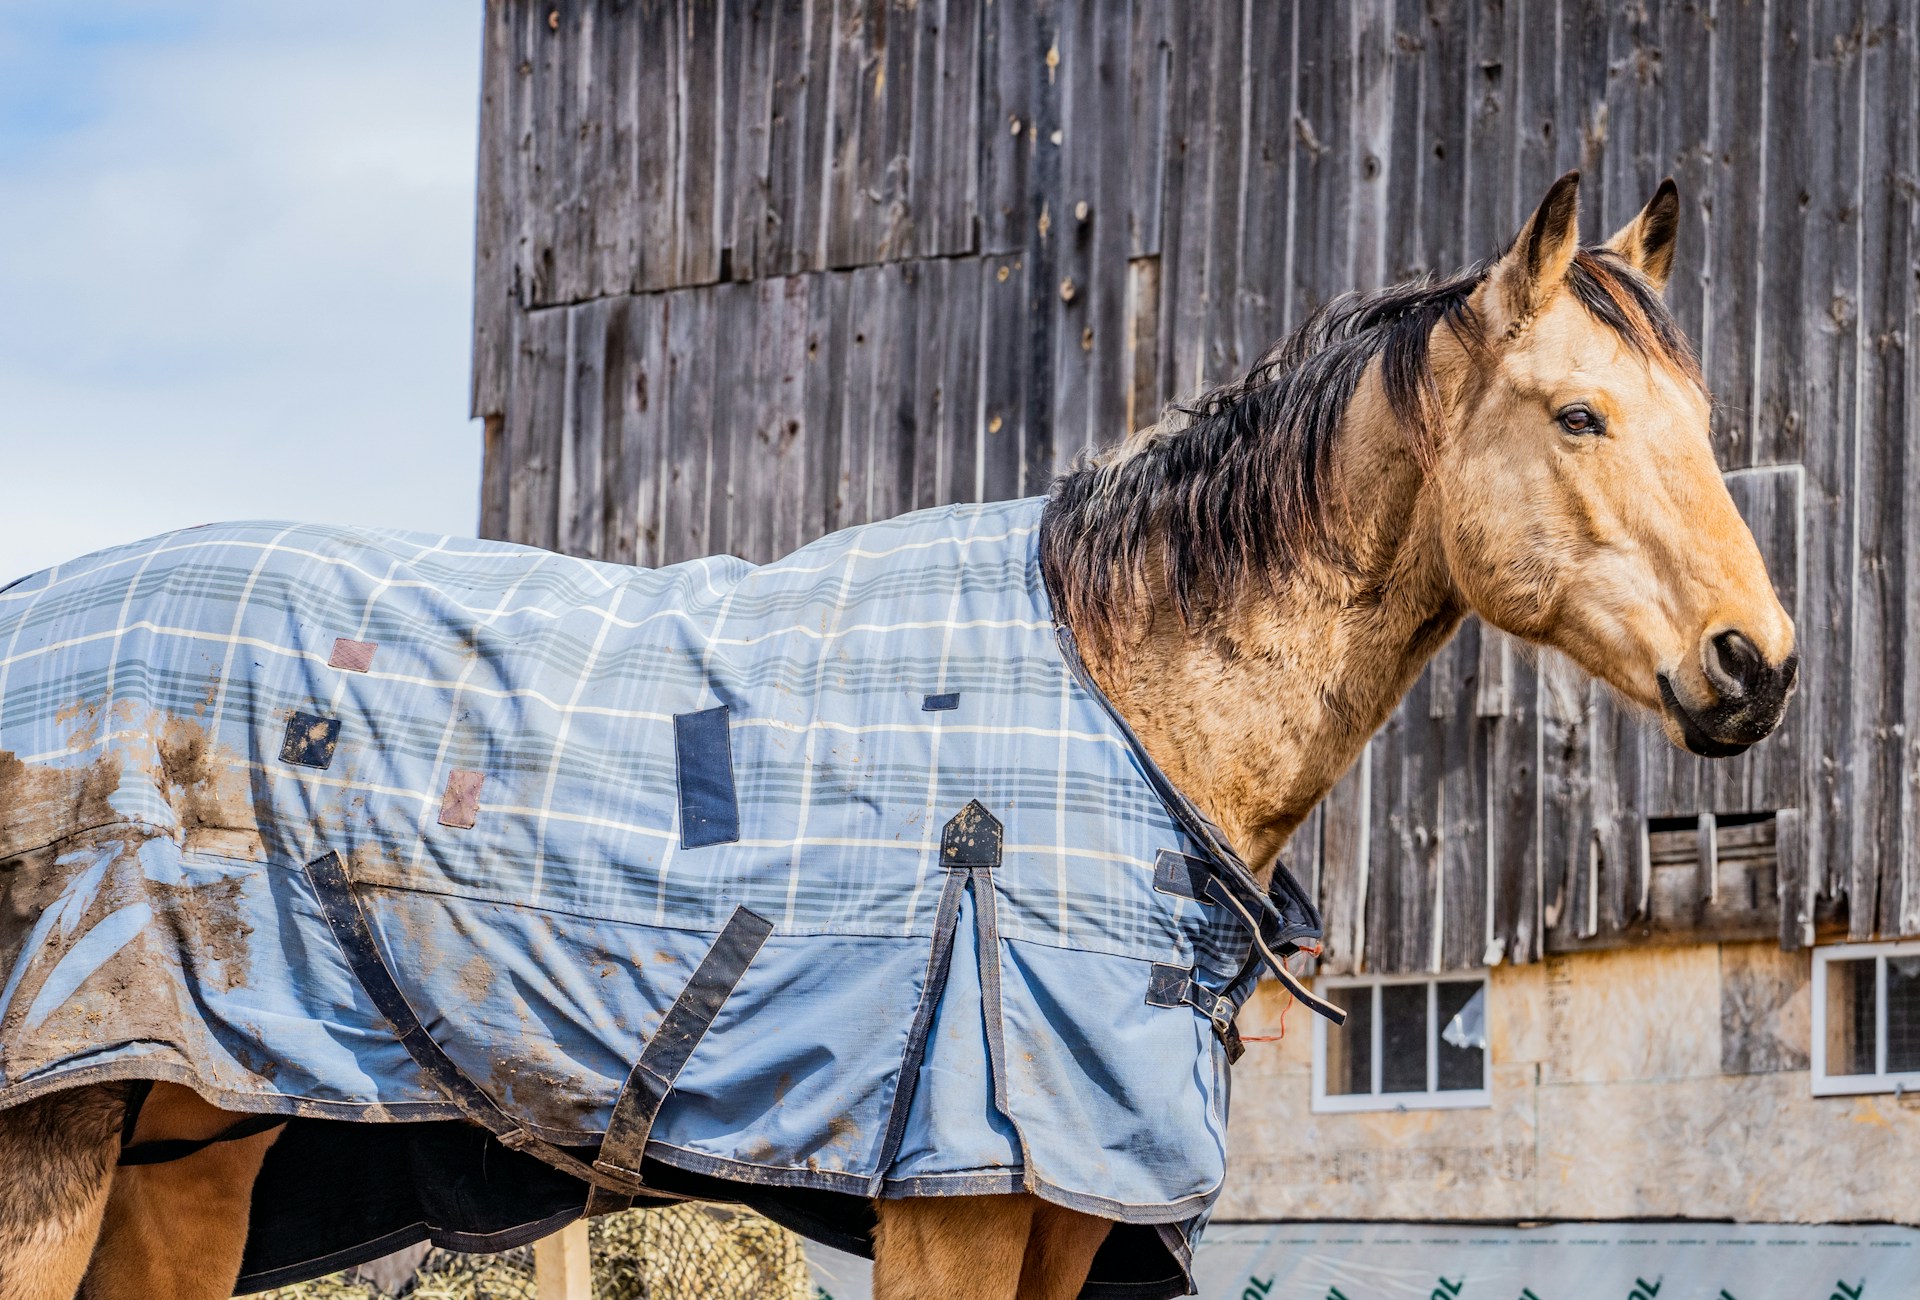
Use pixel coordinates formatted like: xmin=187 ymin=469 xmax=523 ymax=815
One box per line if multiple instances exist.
xmin=469 ymin=0 xmax=1920 ymax=1290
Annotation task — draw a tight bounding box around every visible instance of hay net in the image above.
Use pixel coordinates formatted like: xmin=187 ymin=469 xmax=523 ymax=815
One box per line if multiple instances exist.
xmin=256 ymin=1204 xmax=816 ymax=1300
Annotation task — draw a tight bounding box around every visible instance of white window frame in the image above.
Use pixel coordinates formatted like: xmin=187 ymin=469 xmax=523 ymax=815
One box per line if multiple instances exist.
xmin=1810 ymin=940 xmax=1920 ymax=1097
xmin=1310 ymin=970 xmax=1491 ymax=1114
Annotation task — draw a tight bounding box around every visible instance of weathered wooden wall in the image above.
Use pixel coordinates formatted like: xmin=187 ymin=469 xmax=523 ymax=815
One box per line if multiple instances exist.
xmin=471 ymin=0 xmax=1920 ymax=973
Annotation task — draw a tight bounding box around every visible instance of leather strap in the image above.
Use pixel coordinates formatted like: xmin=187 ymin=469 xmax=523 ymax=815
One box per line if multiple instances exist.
xmin=586 ymin=905 xmax=773 ymax=1213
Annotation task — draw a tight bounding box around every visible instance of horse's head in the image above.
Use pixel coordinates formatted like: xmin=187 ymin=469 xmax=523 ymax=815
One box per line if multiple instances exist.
xmin=1437 ymin=172 xmax=1796 ymax=757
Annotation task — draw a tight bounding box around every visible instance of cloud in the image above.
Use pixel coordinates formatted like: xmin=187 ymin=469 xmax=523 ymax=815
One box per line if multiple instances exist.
xmin=0 ymin=2 xmax=483 ymax=581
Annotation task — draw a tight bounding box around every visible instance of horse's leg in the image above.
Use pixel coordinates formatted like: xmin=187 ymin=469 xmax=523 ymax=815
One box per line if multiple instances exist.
xmin=80 ymin=1083 xmax=279 ymax=1300
xmin=1013 ymin=1202 xmax=1110 ymax=1300
xmin=0 ymin=1085 xmax=126 ymax=1300
xmin=872 ymin=1194 xmax=1034 ymax=1300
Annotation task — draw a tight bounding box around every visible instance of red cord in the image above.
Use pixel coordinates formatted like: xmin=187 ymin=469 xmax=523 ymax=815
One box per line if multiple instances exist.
xmin=1236 ymin=973 xmax=1299 ymax=1044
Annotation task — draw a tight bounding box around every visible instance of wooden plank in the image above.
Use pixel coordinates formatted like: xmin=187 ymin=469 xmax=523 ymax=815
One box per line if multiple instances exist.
xmin=1712 ymin=465 xmax=1805 ymax=816
xmin=557 ymin=298 xmax=609 ymax=561
xmin=533 ymin=1220 xmax=591 ymax=1300
xmin=1020 ymin=0 xmax=1064 ymax=493
xmin=724 ymin=0 xmax=778 ymax=281
xmin=480 ymin=413 xmax=509 ymax=540
xmin=1346 ymin=0 xmax=1395 ymax=293
xmin=471 ymin=0 xmax=518 ymax=422
xmin=1125 ymin=0 xmax=1171 ymax=260
xmin=1047 ymin=0 xmax=1100 ymax=463
xmin=802 ymin=267 xmax=854 ymax=541
xmin=632 ymin=0 xmax=685 ymax=292
xmin=979 ymin=252 xmax=1030 ymax=501
xmin=1895 ymin=7 xmax=1920 ymax=938
xmin=660 ymin=287 xmax=718 ymax=563
xmin=1796 ymin=0 xmax=1866 ymax=921
xmin=605 ymin=292 xmax=671 ymax=568
xmin=505 ymin=307 xmax=569 ymax=553
xmin=922 ymin=0 xmax=983 ymax=257
xmin=978 ymin=0 xmax=1036 ymax=256
xmin=1855 ymin=0 xmax=1914 ymax=936
xmin=1538 ymin=648 xmax=1593 ymax=946
xmin=1316 ymin=754 xmax=1370 ymax=975
xmin=1083 ymin=0 xmax=1132 ymax=455
xmin=1156 ymin=0 xmax=1218 ymax=402
xmin=1123 ymin=255 xmax=1161 ymax=434
xmin=1233 ymin=0 xmax=1297 ymax=365
xmin=1748 ymin=0 xmax=1812 ymax=470
xmin=922 ymin=257 xmax=985 ymax=505
xmin=1704 ymin=0 xmax=1769 ymax=468
xmin=764 ymin=0 xmax=820 ymax=275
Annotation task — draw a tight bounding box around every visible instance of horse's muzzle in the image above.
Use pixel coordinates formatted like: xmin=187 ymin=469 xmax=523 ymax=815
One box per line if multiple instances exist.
xmin=1658 ymin=638 xmax=1799 ymax=758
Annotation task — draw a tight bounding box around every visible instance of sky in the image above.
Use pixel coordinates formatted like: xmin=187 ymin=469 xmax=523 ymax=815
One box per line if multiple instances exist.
xmin=0 ymin=3 xmax=483 ymax=582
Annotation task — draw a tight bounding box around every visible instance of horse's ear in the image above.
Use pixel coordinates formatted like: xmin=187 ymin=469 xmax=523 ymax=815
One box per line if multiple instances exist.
xmin=1604 ymin=177 xmax=1681 ymax=291
xmin=1482 ymin=171 xmax=1582 ymax=335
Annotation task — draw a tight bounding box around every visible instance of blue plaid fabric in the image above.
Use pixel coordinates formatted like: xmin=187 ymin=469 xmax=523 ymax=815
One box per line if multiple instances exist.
xmin=0 ymin=499 xmax=1316 ymax=1238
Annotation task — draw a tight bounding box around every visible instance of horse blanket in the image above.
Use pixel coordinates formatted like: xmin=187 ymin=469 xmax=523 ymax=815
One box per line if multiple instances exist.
xmin=0 ymin=498 xmax=1323 ymax=1297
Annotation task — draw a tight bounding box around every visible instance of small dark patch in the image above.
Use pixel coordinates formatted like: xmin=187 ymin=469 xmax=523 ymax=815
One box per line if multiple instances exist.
xmin=279 ymin=714 xmax=341 ymax=770
xmin=921 ymin=692 xmax=960 ymax=712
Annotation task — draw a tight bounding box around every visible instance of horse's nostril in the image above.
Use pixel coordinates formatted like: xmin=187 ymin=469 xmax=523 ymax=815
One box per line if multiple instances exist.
xmin=1712 ymin=630 xmax=1762 ymax=693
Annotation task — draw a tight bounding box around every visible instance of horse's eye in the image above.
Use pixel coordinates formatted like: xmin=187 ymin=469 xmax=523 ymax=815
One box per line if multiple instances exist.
xmin=1557 ymin=405 xmax=1603 ymax=435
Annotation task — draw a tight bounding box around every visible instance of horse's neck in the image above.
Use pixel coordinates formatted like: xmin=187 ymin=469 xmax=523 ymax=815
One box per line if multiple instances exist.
xmin=1089 ymin=412 xmax=1464 ymax=878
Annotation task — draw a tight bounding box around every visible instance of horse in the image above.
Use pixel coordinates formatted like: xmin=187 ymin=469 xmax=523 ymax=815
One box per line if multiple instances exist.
xmin=0 ymin=171 xmax=1795 ymax=1300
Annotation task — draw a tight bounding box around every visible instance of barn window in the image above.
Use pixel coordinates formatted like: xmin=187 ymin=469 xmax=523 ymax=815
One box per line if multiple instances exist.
xmin=1811 ymin=941 xmax=1920 ymax=1096
xmin=1310 ymin=973 xmax=1491 ymax=1113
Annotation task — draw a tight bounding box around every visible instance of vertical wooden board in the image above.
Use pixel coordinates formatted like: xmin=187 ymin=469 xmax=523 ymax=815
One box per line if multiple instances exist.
xmin=632 ymin=0 xmax=685 ymax=292
xmin=978 ymin=0 xmax=1036 ymax=256
xmin=1293 ymin=1 xmax=1353 ymax=322
xmin=1046 ymin=0 xmax=1100 ymax=463
xmin=724 ymin=0 xmax=779 ymax=280
xmin=1775 ymin=805 xmax=1810 ymax=950
xmin=1595 ymin=0 xmax=1659 ymax=246
xmin=660 ymin=289 xmax=718 ymax=563
xmin=1234 ymin=0 xmax=1297 ymax=364
xmin=1316 ymin=756 xmax=1370 ymax=975
xmin=1589 ymin=689 xmax=1644 ymax=937
xmin=1438 ymin=623 xmax=1491 ymax=970
xmin=607 ymin=293 xmax=671 ymax=568
xmin=926 ymin=258 xmax=985 ymax=505
xmin=1795 ymin=0 xmax=1865 ymax=917
xmin=1126 ymin=0 xmax=1170 ymax=259
xmin=1149 ymin=0 xmax=1212 ymax=403
xmin=1082 ymin=0 xmax=1132 ymax=456
xmin=1461 ymin=0 xmax=1517 ymax=263
xmin=979 ymin=252 xmax=1030 ymax=501
xmin=910 ymin=257 xmax=955 ymax=509
xmin=823 ymin=0 xmax=882 ymax=268
xmin=1378 ymin=0 xmax=1424 ymax=284
xmin=802 ymin=269 xmax=853 ymax=540
xmin=1197 ymin=0 xmax=1249 ymax=388
xmin=506 ymin=308 xmax=570 ymax=552
xmin=1123 ymin=254 xmax=1162 ymax=433
xmin=472 ymin=0 xmax=517 ymax=421
xmin=596 ymin=3 xmax=646 ymax=302
xmin=1702 ymin=0 xmax=1769 ymax=468
xmin=1559 ymin=0 xmax=1612 ymax=199
xmin=1538 ymin=648 xmax=1593 ymax=948
xmin=481 ymin=414 xmax=510 ymax=541
xmin=1509 ymin=0 xmax=1560 ymax=239
xmin=714 ymin=279 xmax=766 ymax=560
xmin=1648 ymin=0 xmax=1711 ymax=351
xmin=877 ymin=260 xmax=924 ymax=521
xmin=764 ymin=0 xmax=818 ymax=275
xmin=1369 ymin=682 xmax=1442 ymax=974
xmin=922 ymin=0 xmax=982 ymax=257
xmin=1414 ymin=0 xmax=1467 ymax=280
xmin=873 ymin=0 xmax=922 ymax=262
xmin=1749 ymin=0 xmax=1812 ymax=470
xmin=1020 ymin=0 xmax=1064 ymax=494
xmin=558 ymin=298 xmax=610 ymax=561
xmin=830 ymin=264 xmax=880 ymax=529
xmin=519 ymin=1 xmax=569 ymax=306
xmin=727 ymin=276 xmax=811 ymax=562
xmin=1889 ymin=15 xmax=1920 ymax=937
xmin=1346 ymin=0 xmax=1395 ymax=292
xmin=1854 ymin=0 xmax=1914 ymax=936
xmin=676 ymin=0 xmax=724 ymax=287
xmin=1711 ymin=465 xmax=1806 ymax=816
xmin=1487 ymin=661 xmax=1539 ymax=965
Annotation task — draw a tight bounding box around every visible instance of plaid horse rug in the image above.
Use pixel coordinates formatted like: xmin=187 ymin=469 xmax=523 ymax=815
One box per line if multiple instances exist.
xmin=0 ymin=497 xmax=1324 ymax=1297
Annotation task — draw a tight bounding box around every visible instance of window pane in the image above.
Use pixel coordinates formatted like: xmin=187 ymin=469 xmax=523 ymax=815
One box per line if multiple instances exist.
xmin=1824 ymin=957 xmax=1877 ymax=1077
xmin=1380 ymin=983 xmax=1428 ymax=1094
xmin=1323 ymin=985 xmax=1372 ymax=1095
xmin=1888 ymin=957 xmax=1920 ymax=1073
xmin=1437 ymin=980 xmax=1486 ymax=1091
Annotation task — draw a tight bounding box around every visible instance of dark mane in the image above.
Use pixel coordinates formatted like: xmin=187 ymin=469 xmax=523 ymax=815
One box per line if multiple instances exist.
xmin=1039 ymin=247 xmax=1702 ymax=653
